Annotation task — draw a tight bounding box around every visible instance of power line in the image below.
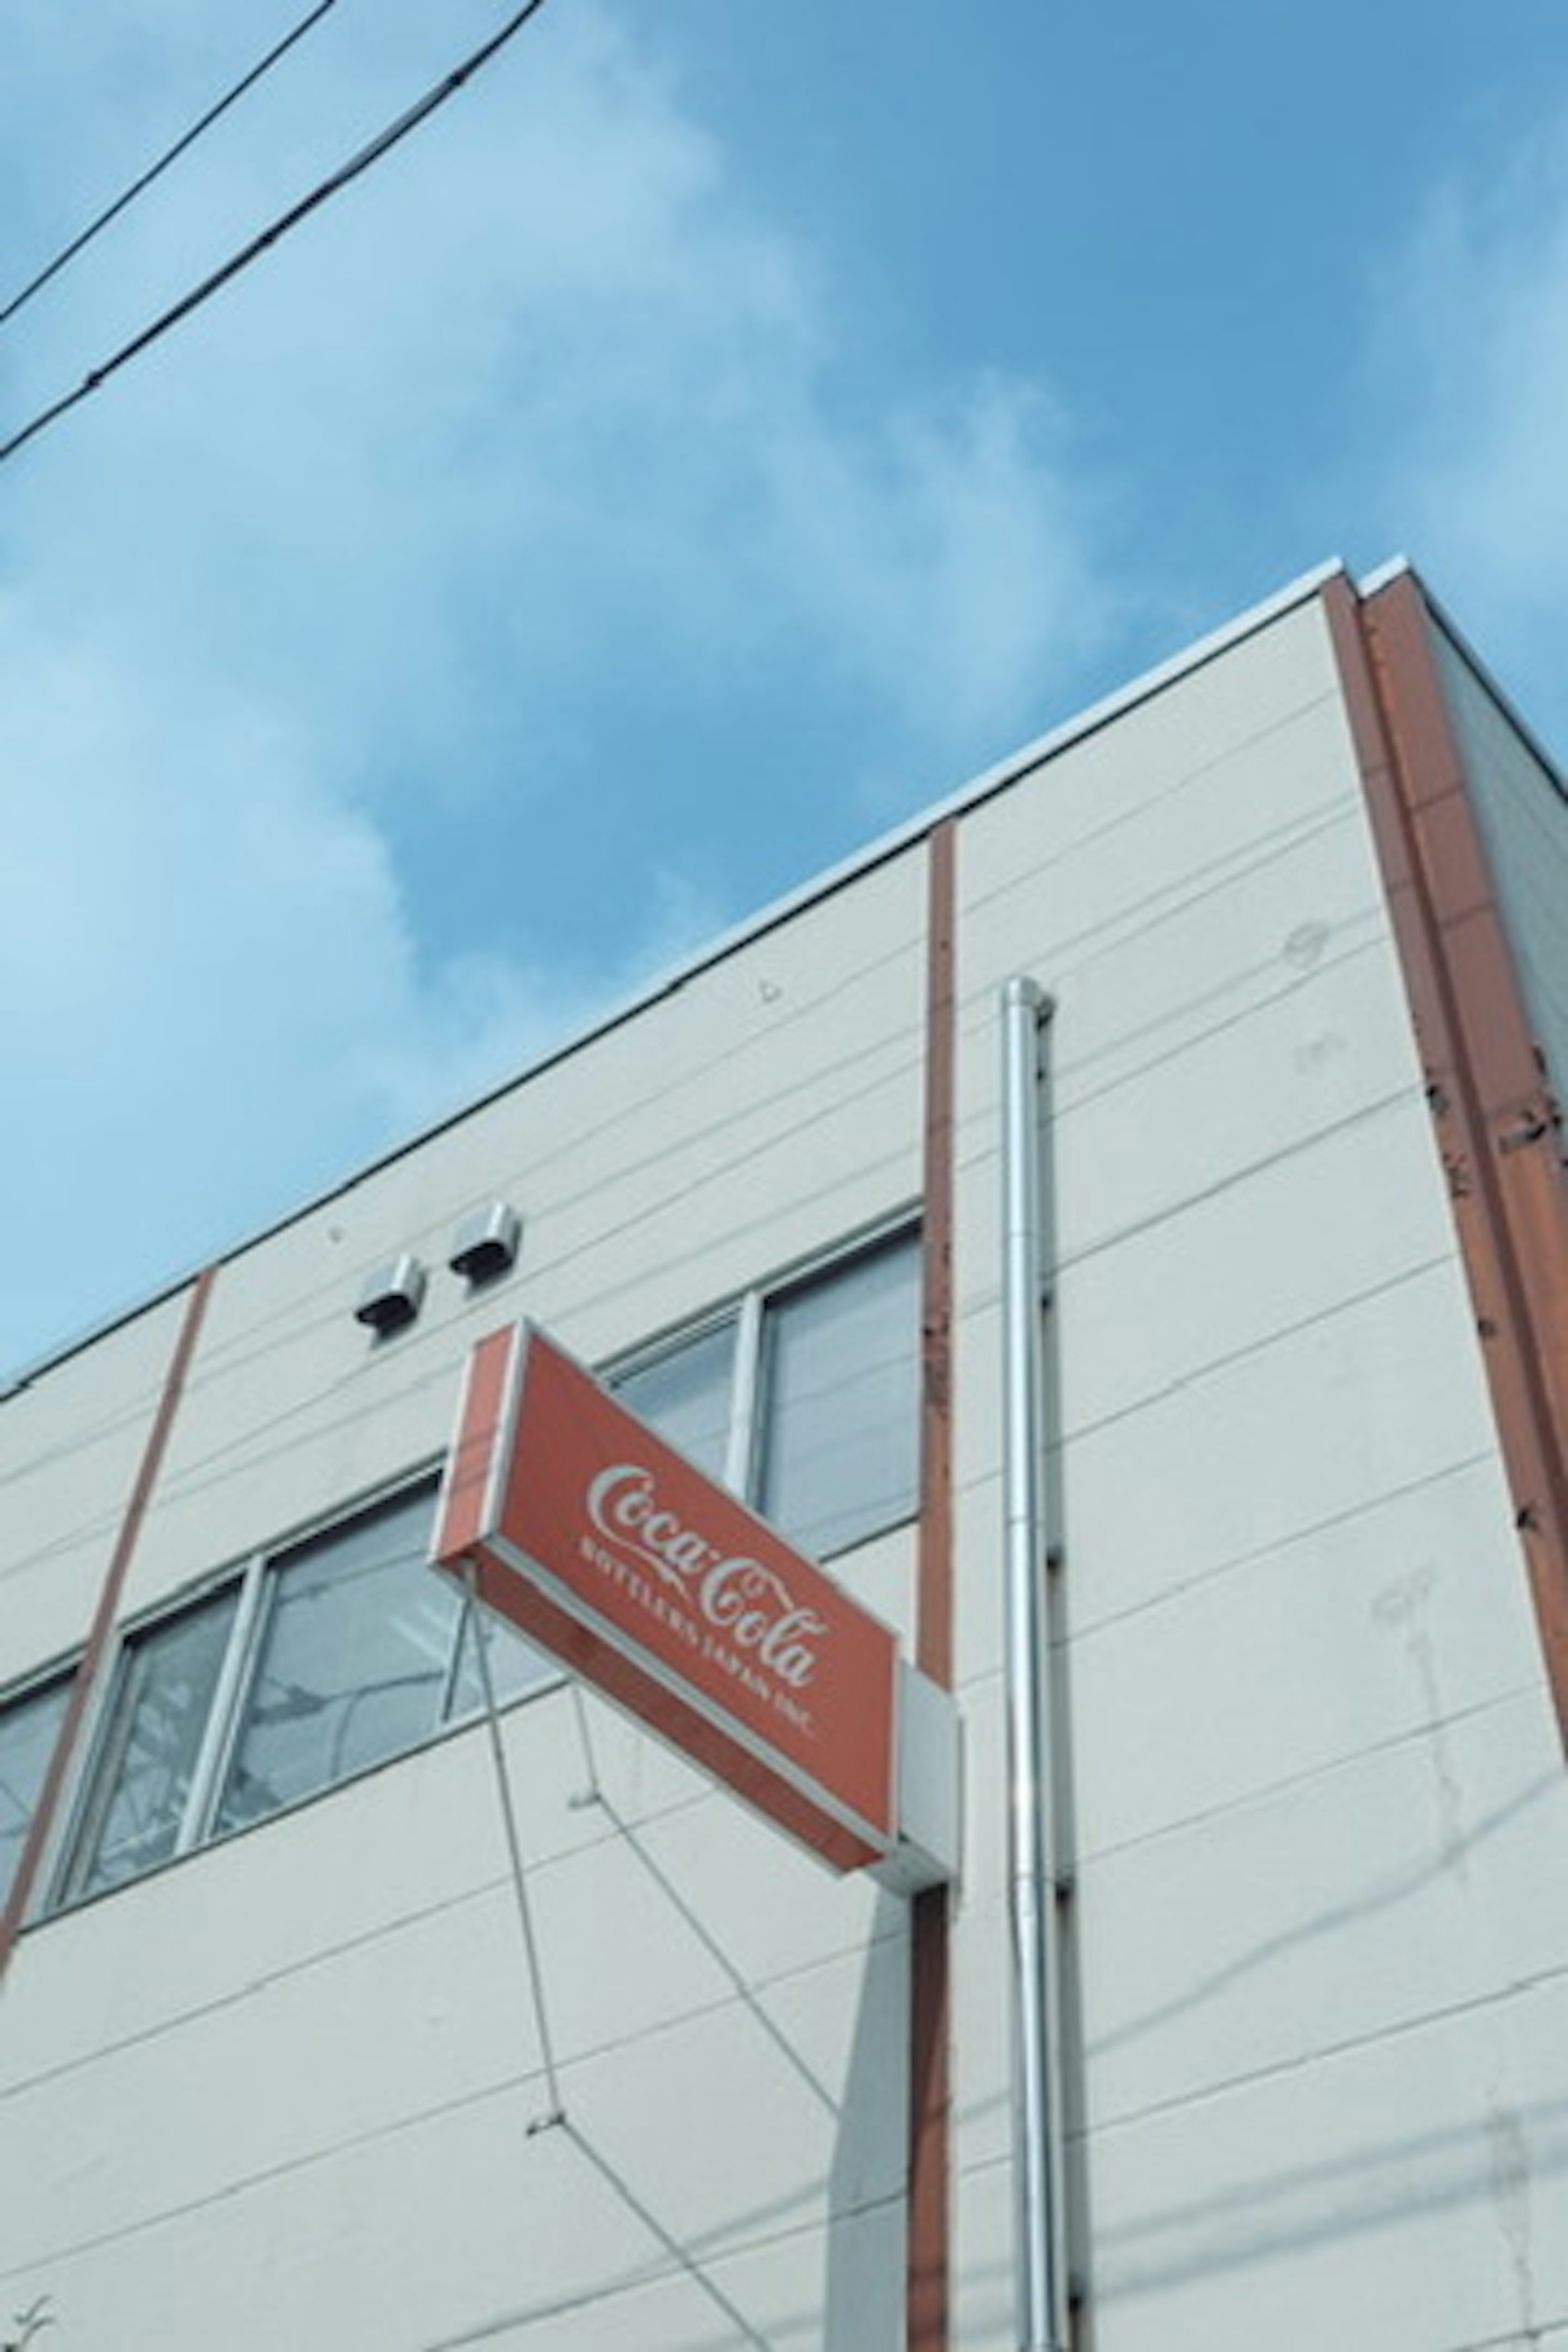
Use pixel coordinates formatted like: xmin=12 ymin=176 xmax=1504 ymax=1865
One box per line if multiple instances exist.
xmin=0 ymin=0 xmax=555 ymax=469
xmin=0 ymin=1 xmax=341 ymax=332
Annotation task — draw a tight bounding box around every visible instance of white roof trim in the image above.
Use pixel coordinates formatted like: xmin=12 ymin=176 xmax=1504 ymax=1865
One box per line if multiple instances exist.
xmin=6 ymin=555 xmax=1362 ymax=1391
xmin=1356 ymin=552 xmax=1414 ymax=596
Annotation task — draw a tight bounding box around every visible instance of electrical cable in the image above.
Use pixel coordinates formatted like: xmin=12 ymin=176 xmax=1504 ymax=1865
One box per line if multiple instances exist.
xmin=0 ymin=0 xmax=554 ymax=468
xmin=0 ymin=0 xmax=340 ymax=331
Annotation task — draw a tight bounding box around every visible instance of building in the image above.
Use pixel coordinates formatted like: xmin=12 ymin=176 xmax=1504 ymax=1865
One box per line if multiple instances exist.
xmin=2 ymin=559 xmax=1566 ymax=2351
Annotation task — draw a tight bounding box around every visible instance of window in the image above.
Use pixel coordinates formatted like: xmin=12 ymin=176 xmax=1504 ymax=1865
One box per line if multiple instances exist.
xmin=62 ymin=1590 xmax=238 ymax=1901
xmin=757 ymin=1236 xmax=922 ymax=1556
xmin=33 ymin=1225 xmax=920 ymax=1918
xmin=54 ymin=1479 xmax=555 ymax=1908
xmin=0 ymin=1674 xmax=71 ymax=1912
xmin=612 ymin=1318 xmax=736 ymax=1481
xmin=611 ymin=1226 xmax=922 ymax=1559
xmin=214 ymin=1484 xmax=457 ymax=1834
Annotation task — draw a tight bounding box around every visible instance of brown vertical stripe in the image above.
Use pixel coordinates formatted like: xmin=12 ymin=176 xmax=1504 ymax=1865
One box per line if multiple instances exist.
xmin=909 ymin=820 xmax=957 ymax=2352
xmin=1323 ymin=574 xmax=1568 ymax=1739
xmin=918 ymin=818 xmax=958 ymax=1690
xmin=0 ymin=1267 xmax=216 ymax=1971
xmin=907 ymin=1886 xmax=951 ymax=2350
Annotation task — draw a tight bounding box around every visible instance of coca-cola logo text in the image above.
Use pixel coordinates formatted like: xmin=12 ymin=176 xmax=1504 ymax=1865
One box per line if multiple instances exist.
xmin=586 ymin=1462 xmax=825 ymax=1690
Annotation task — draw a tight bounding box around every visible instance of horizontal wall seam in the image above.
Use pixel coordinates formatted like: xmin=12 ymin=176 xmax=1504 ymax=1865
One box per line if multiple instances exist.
xmin=935 ymin=1674 xmax=1551 ymax=1871
xmin=1074 ymin=1960 xmax=1568 ymax=2141
xmin=0 ymin=1859 xmax=906 ymax=2104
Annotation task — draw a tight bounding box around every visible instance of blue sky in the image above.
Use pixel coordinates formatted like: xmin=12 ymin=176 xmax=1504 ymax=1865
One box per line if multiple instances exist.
xmin=3 ymin=0 xmax=1568 ymax=1380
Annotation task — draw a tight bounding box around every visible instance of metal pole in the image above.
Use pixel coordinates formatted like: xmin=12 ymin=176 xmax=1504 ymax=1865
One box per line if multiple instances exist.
xmin=1001 ymin=976 xmax=1069 ymax=2352
xmin=465 ymin=1567 xmax=566 ymax=2131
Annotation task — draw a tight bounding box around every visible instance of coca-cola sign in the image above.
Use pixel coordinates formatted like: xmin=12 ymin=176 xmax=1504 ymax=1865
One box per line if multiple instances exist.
xmin=432 ymin=1321 xmax=898 ymax=1869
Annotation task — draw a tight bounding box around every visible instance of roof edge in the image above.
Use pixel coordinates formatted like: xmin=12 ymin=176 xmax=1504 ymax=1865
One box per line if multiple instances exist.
xmin=5 ymin=556 xmax=1355 ymax=1394
xmin=1370 ymin=570 xmax=1568 ymax=802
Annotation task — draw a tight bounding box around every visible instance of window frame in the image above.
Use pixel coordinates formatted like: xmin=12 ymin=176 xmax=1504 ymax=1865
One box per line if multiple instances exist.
xmin=203 ymin=1474 xmax=457 ymax=1841
xmin=46 ymin=1463 xmax=563 ymax=1914
xmin=54 ymin=1579 xmax=245 ymax=1905
xmin=606 ymin=1212 xmax=922 ymax=1558
xmin=0 ymin=1659 xmax=76 ymax=1918
xmin=27 ymin=1215 xmax=921 ymax=1919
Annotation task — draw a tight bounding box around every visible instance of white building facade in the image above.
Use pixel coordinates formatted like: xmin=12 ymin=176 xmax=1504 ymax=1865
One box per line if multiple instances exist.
xmin=3 ymin=561 xmax=1567 ymax=2350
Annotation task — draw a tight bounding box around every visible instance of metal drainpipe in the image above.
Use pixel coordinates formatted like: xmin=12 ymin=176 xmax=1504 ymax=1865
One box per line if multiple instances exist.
xmin=1001 ymin=975 xmax=1069 ymax=2352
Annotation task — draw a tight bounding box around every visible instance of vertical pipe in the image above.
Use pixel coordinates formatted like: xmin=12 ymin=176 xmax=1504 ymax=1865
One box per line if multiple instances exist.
xmin=1001 ymin=976 xmax=1068 ymax=2352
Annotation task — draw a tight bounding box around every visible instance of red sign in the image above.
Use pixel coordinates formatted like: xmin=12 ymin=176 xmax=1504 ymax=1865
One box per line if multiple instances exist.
xmin=433 ymin=1322 xmax=899 ymax=1870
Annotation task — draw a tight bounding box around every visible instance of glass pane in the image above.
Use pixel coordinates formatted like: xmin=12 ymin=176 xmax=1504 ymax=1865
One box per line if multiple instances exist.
xmin=66 ymin=1590 xmax=238 ymax=1900
xmin=0 ymin=1677 xmax=70 ymax=1913
xmin=757 ymin=1234 xmax=921 ymax=1557
xmin=214 ymin=1483 xmax=452 ymax=1834
xmin=611 ymin=1318 xmax=737 ymax=1479
xmin=446 ymin=1601 xmax=560 ymax=1720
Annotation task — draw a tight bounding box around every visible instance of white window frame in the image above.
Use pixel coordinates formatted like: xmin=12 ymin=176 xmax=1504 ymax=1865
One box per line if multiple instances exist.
xmin=607 ymin=1214 xmax=923 ymax=1556
xmin=0 ymin=1660 xmax=75 ymax=1917
xmin=29 ymin=1215 xmax=922 ymax=1918
xmin=54 ymin=1580 xmax=245 ymax=1903
xmin=47 ymin=1466 xmax=561 ymax=1913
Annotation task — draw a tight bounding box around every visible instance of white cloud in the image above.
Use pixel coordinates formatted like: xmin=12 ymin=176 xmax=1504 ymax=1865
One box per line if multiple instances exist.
xmin=760 ymin=370 xmax=1109 ymax=763
xmin=1363 ymin=115 xmax=1568 ymax=735
xmin=0 ymin=0 xmax=1116 ymax=1373
xmin=0 ymin=604 xmax=631 ymax=1369
xmin=8 ymin=2 xmax=1118 ymax=761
